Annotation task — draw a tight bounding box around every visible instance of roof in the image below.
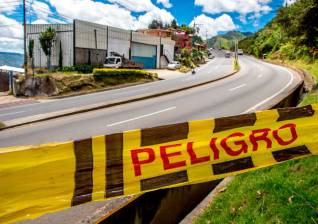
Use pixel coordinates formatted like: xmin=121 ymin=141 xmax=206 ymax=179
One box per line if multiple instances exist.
xmin=0 ymin=65 xmax=24 ymax=73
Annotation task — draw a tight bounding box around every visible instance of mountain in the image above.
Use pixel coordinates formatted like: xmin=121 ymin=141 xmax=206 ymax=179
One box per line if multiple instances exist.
xmin=238 ymin=0 xmax=318 ymax=60
xmin=0 ymin=52 xmax=24 ymax=68
xmin=208 ymin=31 xmax=253 ymax=50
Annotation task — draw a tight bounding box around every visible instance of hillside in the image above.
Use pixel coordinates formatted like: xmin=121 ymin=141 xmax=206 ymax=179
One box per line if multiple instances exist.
xmin=0 ymin=52 xmax=23 ymax=68
xmin=208 ymin=31 xmax=252 ymax=50
xmin=239 ymin=0 xmax=318 ymax=61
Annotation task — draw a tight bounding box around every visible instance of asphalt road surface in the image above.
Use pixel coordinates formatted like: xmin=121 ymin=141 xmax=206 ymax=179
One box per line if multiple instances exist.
xmin=0 ymin=55 xmax=301 ymax=148
xmin=0 ymin=52 xmax=232 ymax=122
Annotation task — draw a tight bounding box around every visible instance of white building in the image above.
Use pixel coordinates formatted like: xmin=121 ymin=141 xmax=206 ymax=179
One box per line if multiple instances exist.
xmin=26 ymin=20 xmax=175 ymax=69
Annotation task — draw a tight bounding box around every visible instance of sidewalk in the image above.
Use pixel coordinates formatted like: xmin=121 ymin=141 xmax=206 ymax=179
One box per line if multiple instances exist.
xmin=0 ymin=95 xmax=39 ymax=109
xmin=146 ymin=69 xmax=187 ymax=80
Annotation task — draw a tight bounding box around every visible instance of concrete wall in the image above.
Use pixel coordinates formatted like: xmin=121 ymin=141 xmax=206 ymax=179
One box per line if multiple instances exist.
xmin=108 ymin=27 xmax=131 ymax=58
xmin=27 ymin=20 xmax=175 ymax=69
xmin=26 ymin=24 xmax=73 ymax=68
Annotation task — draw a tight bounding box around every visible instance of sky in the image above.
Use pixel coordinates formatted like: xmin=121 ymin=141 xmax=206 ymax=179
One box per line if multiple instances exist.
xmin=0 ymin=0 xmax=297 ymax=53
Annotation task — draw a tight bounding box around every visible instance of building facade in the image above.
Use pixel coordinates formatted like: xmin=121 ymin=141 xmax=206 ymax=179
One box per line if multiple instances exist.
xmin=26 ymin=20 xmax=175 ymax=69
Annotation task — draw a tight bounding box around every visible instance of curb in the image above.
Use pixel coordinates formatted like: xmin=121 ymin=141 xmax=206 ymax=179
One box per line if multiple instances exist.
xmin=1 ymin=70 xmax=238 ymax=131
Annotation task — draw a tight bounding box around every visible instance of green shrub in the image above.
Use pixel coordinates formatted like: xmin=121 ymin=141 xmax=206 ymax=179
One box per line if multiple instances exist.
xmin=93 ymin=69 xmax=157 ymax=85
xmin=60 ymin=64 xmax=93 ymax=74
xmin=0 ymin=122 xmax=5 ymax=129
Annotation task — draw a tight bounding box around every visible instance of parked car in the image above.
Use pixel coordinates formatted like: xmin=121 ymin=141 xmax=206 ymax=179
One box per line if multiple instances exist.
xmin=238 ymin=49 xmax=244 ymax=55
xmin=103 ymin=55 xmax=143 ymax=69
xmin=167 ymin=61 xmax=181 ymax=70
xmin=225 ymin=51 xmax=231 ymax=58
xmin=104 ymin=56 xmax=122 ymax=68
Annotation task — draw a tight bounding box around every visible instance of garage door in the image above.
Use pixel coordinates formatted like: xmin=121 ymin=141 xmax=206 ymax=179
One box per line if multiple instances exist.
xmin=131 ymin=43 xmax=157 ymax=69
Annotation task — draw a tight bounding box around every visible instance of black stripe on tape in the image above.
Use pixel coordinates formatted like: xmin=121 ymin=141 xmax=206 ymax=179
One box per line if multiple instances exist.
xmin=277 ymin=105 xmax=315 ymax=121
xmin=105 ymin=133 xmax=124 ymax=198
xmin=141 ymin=122 xmax=189 ymax=146
xmin=72 ymin=138 xmax=93 ymax=206
xmin=141 ymin=171 xmax=188 ymax=191
xmin=212 ymin=157 xmax=254 ymax=175
xmin=213 ymin=113 xmax=257 ymax=133
xmin=272 ymin=145 xmax=311 ymax=162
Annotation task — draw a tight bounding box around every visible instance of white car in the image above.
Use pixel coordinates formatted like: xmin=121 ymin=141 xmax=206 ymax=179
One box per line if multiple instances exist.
xmin=238 ymin=49 xmax=244 ymax=55
xmin=103 ymin=56 xmax=122 ymax=68
xmin=167 ymin=61 xmax=181 ymax=70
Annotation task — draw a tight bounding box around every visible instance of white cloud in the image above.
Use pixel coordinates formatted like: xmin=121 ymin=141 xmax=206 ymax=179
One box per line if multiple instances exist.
xmin=0 ymin=15 xmax=23 ymax=53
xmin=48 ymin=0 xmax=175 ymax=30
xmin=190 ymin=14 xmax=237 ymax=39
xmin=157 ymin=0 xmax=172 ymax=8
xmin=136 ymin=8 xmax=174 ymax=29
xmin=32 ymin=0 xmax=51 ymax=21
xmin=107 ymin=0 xmax=156 ymax=12
xmin=194 ymin=0 xmax=272 ymax=15
xmin=284 ymin=0 xmax=297 ymax=6
xmin=0 ymin=0 xmax=21 ymax=14
xmin=49 ymin=0 xmax=137 ymax=29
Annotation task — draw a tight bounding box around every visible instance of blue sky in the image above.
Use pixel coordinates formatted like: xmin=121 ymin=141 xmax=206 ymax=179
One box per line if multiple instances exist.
xmin=0 ymin=0 xmax=294 ymax=53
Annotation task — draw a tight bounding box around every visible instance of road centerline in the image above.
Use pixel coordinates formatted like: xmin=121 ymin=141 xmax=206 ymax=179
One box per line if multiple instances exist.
xmin=229 ymin=84 xmax=246 ymax=92
xmin=107 ymin=106 xmax=177 ymax=127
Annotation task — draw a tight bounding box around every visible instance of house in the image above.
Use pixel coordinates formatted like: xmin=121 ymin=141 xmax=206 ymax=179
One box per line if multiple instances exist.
xmin=138 ymin=28 xmax=193 ymax=55
xmin=26 ymin=20 xmax=175 ymax=69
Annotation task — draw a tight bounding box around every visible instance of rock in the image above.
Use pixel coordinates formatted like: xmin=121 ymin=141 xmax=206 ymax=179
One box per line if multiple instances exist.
xmin=14 ymin=76 xmax=59 ymax=97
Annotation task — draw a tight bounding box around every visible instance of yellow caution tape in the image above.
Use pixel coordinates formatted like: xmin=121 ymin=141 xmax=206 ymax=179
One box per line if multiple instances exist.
xmin=1 ymin=104 xmax=318 ymax=223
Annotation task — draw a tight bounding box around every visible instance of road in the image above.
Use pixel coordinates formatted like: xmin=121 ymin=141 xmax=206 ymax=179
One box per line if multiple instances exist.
xmin=0 ymin=52 xmax=233 ymax=122
xmin=0 ymin=55 xmax=301 ymax=148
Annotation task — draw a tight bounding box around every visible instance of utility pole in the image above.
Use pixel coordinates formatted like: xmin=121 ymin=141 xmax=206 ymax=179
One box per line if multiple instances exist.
xmin=23 ymin=0 xmax=28 ymax=76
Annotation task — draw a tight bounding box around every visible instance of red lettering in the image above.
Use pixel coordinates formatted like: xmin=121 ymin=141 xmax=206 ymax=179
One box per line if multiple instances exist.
xmin=160 ymin=144 xmax=186 ymax=170
xmin=249 ymin=128 xmax=272 ymax=151
xmin=209 ymin=138 xmax=220 ymax=160
xmin=273 ymin=123 xmax=298 ymax=146
xmin=131 ymin=148 xmax=155 ymax=176
xmin=221 ymin=132 xmax=248 ymax=156
xmin=187 ymin=142 xmax=210 ymax=165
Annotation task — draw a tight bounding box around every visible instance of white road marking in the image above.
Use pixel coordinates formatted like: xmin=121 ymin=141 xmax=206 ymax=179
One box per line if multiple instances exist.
xmin=243 ymin=67 xmax=294 ymax=113
xmin=0 ymin=111 xmax=25 ymax=116
xmin=229 ymin=84 xmax=246 ymax=92
xmin=107 ymin=106 xmax=176 ymax=127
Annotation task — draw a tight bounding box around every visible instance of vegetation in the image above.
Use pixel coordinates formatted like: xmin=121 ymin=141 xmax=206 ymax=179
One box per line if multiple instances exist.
xmin=59 ymin=64 xmax=94 ymax=74
xmin=209 ymin=31 xmax=252 ymax=50
xmin=0 ymin=122 xmax=5 ymax=129
xmin=93 ymin=68 xmax=157 ymax=82
xmin=239 ymin=0 xmax=317 ymax=61
xmin=39 ymin=27 xmax=56 ymax=70
xmin=196 ymin=156 xmax=318 ymax=224
xmin=176 ymin=47 xmax=208 ymax=72
xmin=33 ymin=69 xmax=158 ymax=96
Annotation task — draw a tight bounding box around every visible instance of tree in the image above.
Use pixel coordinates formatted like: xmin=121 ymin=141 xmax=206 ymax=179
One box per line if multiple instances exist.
xmin=148 ymin=19 xmax=163 ymax=29
xmin=39 ymin=27 xmax=56 ymax=70
xmin=28 ymin=39 xmax=34 ymax=76
xmin=58 ymin=41 xmax=63 ymax=69
xmin=171 ymin=19 xmax=178 ymax=29
xmin=179 ymin=24 xmax=195 ymax=34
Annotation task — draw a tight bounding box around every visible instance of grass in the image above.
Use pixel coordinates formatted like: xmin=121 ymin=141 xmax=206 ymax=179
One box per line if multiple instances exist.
xmin=195 ymin=156 xmax=318 ymax=224
xmin=291 ymin=60 xmax=318 ymax=106
xmin=234 ymin=58 xmax=240 ymax=71
xmin=0 ymin=122 xmax=5 ymax=129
